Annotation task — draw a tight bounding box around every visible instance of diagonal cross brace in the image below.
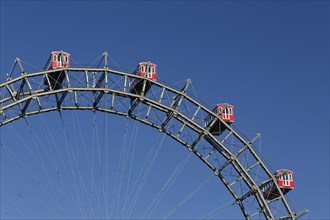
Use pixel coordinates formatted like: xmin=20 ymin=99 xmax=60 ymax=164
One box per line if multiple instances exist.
xmin=93 ymin=72 xmax=106 ymax=107
xmin=190 ymin=114 xmax=219 ymax=149
xmin=161 ymin=79 xmax=191 ymax=128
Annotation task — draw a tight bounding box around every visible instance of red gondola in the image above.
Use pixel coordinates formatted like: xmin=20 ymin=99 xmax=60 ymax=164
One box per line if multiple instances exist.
xmin=263 ymin=169 xmax=295 ymax=200
xmin=204 ymin=103 xmax=234 ymax=135
xmin=129 ymin=62 xmax=157 ymax=95
xmin=44 ymin=51 xmax=70 ymax=89
xmin=47 ymin=51 xmax=70 ymax=70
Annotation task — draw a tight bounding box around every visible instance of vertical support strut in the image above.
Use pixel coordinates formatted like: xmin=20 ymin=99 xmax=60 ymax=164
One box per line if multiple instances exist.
xmin=85 ymin=70 xmax=89 ymax=88
xmin=5 ymin=58 xmax=31 ymax=114
xmin=111 ymin=93 xmax=115 ymax=109
xmin=104 ymin=71 xmax=108 ymax=88
xmin=93 ymin=71 xmax=107 ymax=108
xmin=5 ymin=84 xmax=23 ymax=112
xmin=158 ymin=87 xmax=165 ymax=104
xmin=161 ymin=79 xmax=191 ymax=128
xmin=170 ymin=79 xmax=191 ymax=110
xmin=103 ymin=51 xmax=108 ymax=68
xmin=140 ymin=79 xmax=147 ymax=97
xmin=44 ymin=73 xmax=53 ymax=91
xmin=124 ymin=75 xmax=127 ymax=92
xmin=177 ymin=106 xmax=201 ymax=137
xmin=16 ymin=58 xmax=25 ymax=74
xmin=14 ymin=59 xmax=26 ymax=100
xmin=74 ymin=91 xmax=78 ymax=107
xmin=64 ymin=70 xmax=70 ymax=88
xmin=145 ymin=87 xmax=167 ymax=119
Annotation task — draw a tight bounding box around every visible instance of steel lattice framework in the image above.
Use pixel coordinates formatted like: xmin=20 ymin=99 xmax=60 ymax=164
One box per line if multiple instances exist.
xmin=0 ymin=54 xmax=308 ymax=219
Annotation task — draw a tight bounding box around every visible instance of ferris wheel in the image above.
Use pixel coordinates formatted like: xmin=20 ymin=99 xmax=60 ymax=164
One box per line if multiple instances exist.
xmin=0 ymin=51 xmax=308 ymax=219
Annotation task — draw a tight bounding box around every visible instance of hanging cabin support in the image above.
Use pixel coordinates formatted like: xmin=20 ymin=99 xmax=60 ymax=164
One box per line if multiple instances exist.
xmin=128 ymin=62 xmax=157 ymax=115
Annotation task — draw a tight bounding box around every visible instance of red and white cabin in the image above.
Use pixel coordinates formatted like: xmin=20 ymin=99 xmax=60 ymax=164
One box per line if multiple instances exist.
xmin=276 ymin=169 xmax=295 ymax=189
xmin=130 ymin=62 xmax=157 ymax=95
xmin=135 ymin=62 xmax=157 ymax=81
xmin=263 ymin=169 xmax=294 ymax=200
xmin=43 ymin=51 xmax=70 ymax=89
xmin=214 ymin=104 xmax=235 ymax=123
xmin=205 ymin=103 xmax=234 ymax=136
xmin=45 ymin=51 xmax=70 ymax=70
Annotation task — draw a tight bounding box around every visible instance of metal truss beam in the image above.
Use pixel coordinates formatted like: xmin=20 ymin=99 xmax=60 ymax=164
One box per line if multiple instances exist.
xmin=0 ymin=67 xmax=305 ymax=220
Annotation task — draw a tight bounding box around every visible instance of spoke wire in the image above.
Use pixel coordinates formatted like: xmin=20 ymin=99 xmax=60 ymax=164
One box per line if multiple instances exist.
xmin=114 ymin=119 xmax=141 ymax=219
xmin=107 ymin=53 xmax=123 ymax=71
xmin=108 ymin=118 xmax=130 ymax=218
xmin=92 ymin=111 xmax=107 ymax=218
xmin=119 ymin=119 xmax=140 ymax=218
xmin=88 ymin=95 xmax=112 ymax=218
xmin=59 ymin=113 xmax=85 ymax=217
xmin=28 ymin=122 xmax=81 ymax=214
xmin=1 ymin=194 xmax=26 ymax=218
xmin=125 ymin=131 xmax=167 ymax=219
xmin=116 ymin=122 xmax=131 ymax=218
xmin=7 ymin=123 xmax=66 ymax=214
xmin=92 ymin=112 xmax=105 ymax=217
xmin=199 ymin=198 xmax=236 ymax=219
xmin=0 ymin=167 xmax=49 ymax=216
xmin=0 ymin=175 xmax=44 ymax=217
xmin=87 ymin=53 xmax=105 ymax=68
xmin=71 ymin=110 xmax=98 ymax=218
xmin=89 ymin=112 xmax=96 ymax=218
xmin=162 ymin=174 xmax=214 ymax=220
xmin=19 ymin=59 xmax=43 ymax=72
xmin=1 ymin=136 xmax=53 ymax=217
xmin=93 ymin=102 xmax=109 ymax=218
xmin=105 ymin=93 xmax=110 ymax=219
xmin=0 ymin=141 xmax=62 ymax=216
xmin=88 ymin=111 xmax=104 ymax=218
xmin=38 ymin=113 xmax=85 ymax=215
xmin=141 ymin=151 xmax=192 ymax=219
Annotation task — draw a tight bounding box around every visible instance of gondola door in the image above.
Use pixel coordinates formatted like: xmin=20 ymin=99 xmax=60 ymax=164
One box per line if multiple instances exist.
xmin=280 ymin=173 xmax=288 ymax=187
xmin=57 ymin=54 xmax=63 ymax=68
xmin=147 ymin=64 xmax=153 ymax=79
xmin=222 ymin=106 xmax=230 ymax=120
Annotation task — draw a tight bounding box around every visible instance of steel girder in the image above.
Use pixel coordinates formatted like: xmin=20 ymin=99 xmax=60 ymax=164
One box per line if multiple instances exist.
xmin=0 ymin=67 xmax=303 ymax=219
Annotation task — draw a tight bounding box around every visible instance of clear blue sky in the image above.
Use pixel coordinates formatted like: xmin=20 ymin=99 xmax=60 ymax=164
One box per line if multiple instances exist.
xmin=1 ymin=1 xmax=329 ymax=219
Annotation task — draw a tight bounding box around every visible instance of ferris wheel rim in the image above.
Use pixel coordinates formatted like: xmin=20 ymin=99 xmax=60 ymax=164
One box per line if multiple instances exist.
xmin=0 ymin=67 xmax=300 ymax=219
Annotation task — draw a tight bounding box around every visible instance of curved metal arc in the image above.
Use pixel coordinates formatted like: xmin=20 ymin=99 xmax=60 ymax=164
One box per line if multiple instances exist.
xmin=222 ymin=125 xmax=295 ymax=217
xmin=0 ymin=88 xmax=251 ymax=216
xmin=0 ymin=68 xmax=62 ymax=87
xmin=0 ymin=68 xmax=296 ymax=219
xmin=0 ymin=86 xmax=274 ymax=218
xmin=1 ymin=85 xmax=234 ymax=162
xmin=0 ymin=67 xmax=259 ymax=137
